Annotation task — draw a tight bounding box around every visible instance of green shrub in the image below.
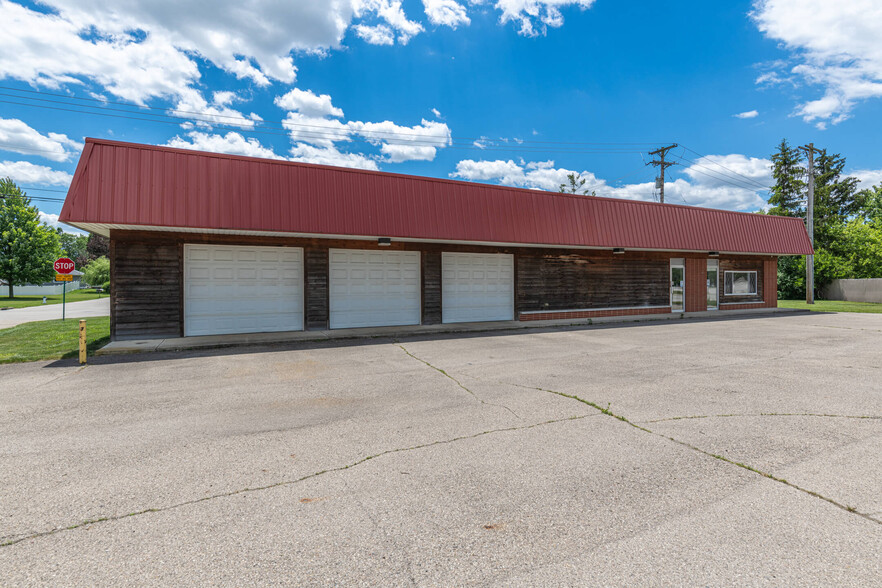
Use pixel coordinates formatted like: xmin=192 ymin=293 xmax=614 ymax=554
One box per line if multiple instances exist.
xmin=83 ymin=256 xmax=110 ymax=286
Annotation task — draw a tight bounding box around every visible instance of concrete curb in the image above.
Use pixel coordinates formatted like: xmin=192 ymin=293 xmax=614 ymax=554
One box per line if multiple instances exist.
xmin=96 ymin=307 xmax=810 ymax=356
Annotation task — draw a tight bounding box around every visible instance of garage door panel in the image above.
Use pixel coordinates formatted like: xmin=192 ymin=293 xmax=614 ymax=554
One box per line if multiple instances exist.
xmin=442 ymin=252 xmax=514 ymax=323
xmin=329 ymin=249 xmax=420 ymax=329
xmin=184 ymin=244 xmax=304 ymax=336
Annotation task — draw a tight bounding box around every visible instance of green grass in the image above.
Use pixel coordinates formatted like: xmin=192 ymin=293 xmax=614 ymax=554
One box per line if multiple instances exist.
xmin=0 ymin=317 xmax=110 ymax=364
xmin=778 ymin=299 xmax=882 ymax=313
xmin=0 ymin=289 xmax=107 ymax=309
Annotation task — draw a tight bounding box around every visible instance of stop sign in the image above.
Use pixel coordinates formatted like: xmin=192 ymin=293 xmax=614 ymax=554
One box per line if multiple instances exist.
xmin=54 ymin=258 xmax=75 ymax=274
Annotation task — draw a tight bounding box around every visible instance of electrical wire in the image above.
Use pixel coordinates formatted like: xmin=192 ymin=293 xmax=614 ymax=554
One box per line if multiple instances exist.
xmin=671 ymin=154 xmax=769 ymax=192
xmin=677 ymin=144 xmax=770 ymax=190
xmin=0 ymin=85 xmax=672 ymax=147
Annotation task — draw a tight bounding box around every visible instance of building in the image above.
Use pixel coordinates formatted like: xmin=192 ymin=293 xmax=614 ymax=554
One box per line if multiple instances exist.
xmin=59 ymin=139 xmax=813 ymax=341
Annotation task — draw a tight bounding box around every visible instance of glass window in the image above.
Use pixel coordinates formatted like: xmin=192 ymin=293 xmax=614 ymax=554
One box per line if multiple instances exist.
xmin=724 ymin=271 xmax=757 ymax=295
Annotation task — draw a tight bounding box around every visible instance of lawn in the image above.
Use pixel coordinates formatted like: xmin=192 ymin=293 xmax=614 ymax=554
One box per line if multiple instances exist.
xmin=778 ymin=299 xmax=882 ymax=313
xmin=0 ymin=317 xmax=110 ymax=364
xmin=0 ymin=289 xmax=107 ymax=309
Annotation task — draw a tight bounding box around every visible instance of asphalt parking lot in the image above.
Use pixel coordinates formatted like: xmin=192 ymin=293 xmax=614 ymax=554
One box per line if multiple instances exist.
xmin=1 ymin=312 xmax=880 ymax=586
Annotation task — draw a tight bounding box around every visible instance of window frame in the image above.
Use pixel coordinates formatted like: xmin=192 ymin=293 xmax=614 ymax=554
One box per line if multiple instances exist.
xmin=723 ymin=270 xmax=758 ymax=296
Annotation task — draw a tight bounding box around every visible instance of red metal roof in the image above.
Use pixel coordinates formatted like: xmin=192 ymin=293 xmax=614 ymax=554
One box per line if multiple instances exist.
xmin=60 ymin=138 xmax=813 ymax=255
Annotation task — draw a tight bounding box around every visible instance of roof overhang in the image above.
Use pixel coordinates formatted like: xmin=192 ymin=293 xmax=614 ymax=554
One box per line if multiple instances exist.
xmin=67 ymin=222 xmax=784 ymax=257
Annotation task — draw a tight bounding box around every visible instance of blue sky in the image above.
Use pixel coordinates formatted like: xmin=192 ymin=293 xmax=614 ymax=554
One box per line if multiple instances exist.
xmin=1 ymin=0 xmax=881 ymax=231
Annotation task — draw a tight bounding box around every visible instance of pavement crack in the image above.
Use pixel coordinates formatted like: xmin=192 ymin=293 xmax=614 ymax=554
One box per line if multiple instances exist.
xmin=511 ymin=383 xmax=882 ymax=527
xmin=0 ymin=414 xmax=590 ymax=549
xmin=640 ymin=413 xmax=882 ymax=424
xmin=396 ymin=343 xmax=521 ymax=419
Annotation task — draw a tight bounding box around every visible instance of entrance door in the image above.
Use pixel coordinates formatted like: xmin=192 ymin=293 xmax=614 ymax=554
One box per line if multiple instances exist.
xmin=670 ymin=259 xmax=685 ymax=312
xmin=707 ymin=259 xmax=719 ymax=310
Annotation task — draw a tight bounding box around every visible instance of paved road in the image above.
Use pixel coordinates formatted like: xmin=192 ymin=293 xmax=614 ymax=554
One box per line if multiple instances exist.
xmin=1 ymin=312 xmax=880 ymax=585
xmin=0 ymin=298 xmax=109 ymax=329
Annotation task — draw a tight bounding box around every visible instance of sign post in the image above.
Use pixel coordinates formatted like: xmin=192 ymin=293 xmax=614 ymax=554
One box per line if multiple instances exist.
xmin=54 ymin=258 xmax=75 ymax=321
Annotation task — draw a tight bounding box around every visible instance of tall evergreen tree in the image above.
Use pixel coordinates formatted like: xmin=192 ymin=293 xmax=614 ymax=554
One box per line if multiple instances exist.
xmin=0 ymin=178 xmax=61 ymax=298
xmin=768 ymin=139 xmax=805 ymax=218
xmin=811 ymin=149 xmax=861 ymax=248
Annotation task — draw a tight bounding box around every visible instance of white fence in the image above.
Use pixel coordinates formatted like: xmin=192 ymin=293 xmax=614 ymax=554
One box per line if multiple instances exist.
xmin=6 ymin=280 xmax=84 ymax=296
xmin=821 ymin=278 xmax=882 ymax=304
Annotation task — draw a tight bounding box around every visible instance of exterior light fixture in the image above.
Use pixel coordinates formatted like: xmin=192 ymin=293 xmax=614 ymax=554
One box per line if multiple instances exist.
xmin=708 ymin=251 xmax=720 ymax=257
xmin=612 ymin=247 xmax=625 ymax=254
xmin=378 ymin=237 xmax=392 ymax=246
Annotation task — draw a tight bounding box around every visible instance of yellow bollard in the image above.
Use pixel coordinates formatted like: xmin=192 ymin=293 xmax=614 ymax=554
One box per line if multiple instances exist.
xmin=79 ymin=320 xmax=87 ymax=364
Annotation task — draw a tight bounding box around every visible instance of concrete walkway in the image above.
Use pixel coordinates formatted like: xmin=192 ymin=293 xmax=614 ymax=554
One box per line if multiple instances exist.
xmin=0 ymin=297 xmax=110 ymax=329
xmin=98 ymin=307 xmax=806 ymax=355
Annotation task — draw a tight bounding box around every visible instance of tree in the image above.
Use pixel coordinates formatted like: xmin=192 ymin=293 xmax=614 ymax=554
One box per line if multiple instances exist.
xmin=56 ymin=228 xmax=89 ymax=267
xmin=857 ymin=183 xmax=882 ymax=225
xmin=768 ymin=139 xmax=805 ymax=217
xmin=0 ymin=178 xmax=61 ymax=298
xmin=86 ymin=233 xmax=109 ymax=261
xmin=559 ymin=173 xmax=596 ymax=196
xmin=811 ymin=149 xmax=862 ymax=248
xmin=82 ymin=256 xmax=110 ymax=287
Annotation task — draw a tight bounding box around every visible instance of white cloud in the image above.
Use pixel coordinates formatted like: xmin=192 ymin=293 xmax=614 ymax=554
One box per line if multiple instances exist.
xmin=174 ymin=89 xmax=262 ymax=129
xmin=0 ymin=118 xmax=82 ymax=162
xmin=288 ymin=143 xmax=379 ymax=170
xmin=163 ymin=130 xmax=380 ymax=171
xmin=165 ymin=131 xmax=283 ymax=160
xmin=452 ymin=158 xmax=599 ymax=191
xmin=493 ymin=0 xmax=596 ymax=36
xmin=353 ymin=24 xmax=397 ymax=45
xmin=431 ymin=107 xmax=442 ymax=118
xmin=0 ymin=160 xmax=73 ymax=186
xmin=734 ymin=110 xmax=759 ymax=119
xmin=451 ymin=154 xmax=772 ymax=211
xmin=354 ymin=1 xmax=425 ymax=44
xmin=275 ymin=89 xmax=344 ymax=118
xmin=681 ymin=154 xmax=772 ymax=189
xmin=35 ymin=211 xmax=85 ymax=234
xmin=282 ymin=113 xmax=352 ymax=148
xmin=348 ymin=118 xmax=451 ymax=162
xmin=752 ymin=0 xmax=882 ymax=127
xmin=423 ymin=0 xmax=471 ymax=28
xmin=275 ymin=88 xmax=452 ymax=162
xmin=0 ymin=1 xmax=199 ymax=104
xmin=853 ymin=168 xmax=882 ymax=188
xmin=0 ymin=1 xmax=431 ymax=104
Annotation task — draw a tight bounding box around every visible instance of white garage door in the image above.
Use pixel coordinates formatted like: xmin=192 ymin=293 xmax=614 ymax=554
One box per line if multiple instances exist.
xmin=184 ymin=244 xmax=303 ymax=336
xmin=442 ymin=252 xmax=514 ymax=323
xmin=329 ymin=249 xmax=420 ymax=329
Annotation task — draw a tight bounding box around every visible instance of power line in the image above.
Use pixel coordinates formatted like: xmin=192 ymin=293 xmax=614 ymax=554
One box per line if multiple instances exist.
xmin=0 ymin=101 xmax=650 ymax=155
xmin=0 ymin=90 xmax=661 ymax=153
xmin=672 ymin=155 xmax=769 ymax=192
xmin=678 ymin=144 xmax=769 ymax=190
xmin=0 ymin=85 xmax=671 ymax=147
xmin=0 ymin=193 xmax=66 ymax=202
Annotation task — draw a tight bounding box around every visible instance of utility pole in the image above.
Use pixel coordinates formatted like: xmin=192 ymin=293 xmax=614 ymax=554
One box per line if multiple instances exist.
xmin=647 ymin=144 xmax=678 ymax=203
xmin=799 ymin=143 xmax=817 ymax=305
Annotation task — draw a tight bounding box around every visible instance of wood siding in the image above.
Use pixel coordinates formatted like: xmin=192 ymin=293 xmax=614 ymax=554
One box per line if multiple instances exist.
xmin=110 ymin=239 xmax=182 ymax=340
xmin=516 ymin=254 xmax=669 ymax=312
xmin=108 ymin=229 xmax=780 ymax=339
xmin=422 ymin=251 xmax=441 ymax=325
xmin=304 ymin=247 xmax=329 ymax=330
